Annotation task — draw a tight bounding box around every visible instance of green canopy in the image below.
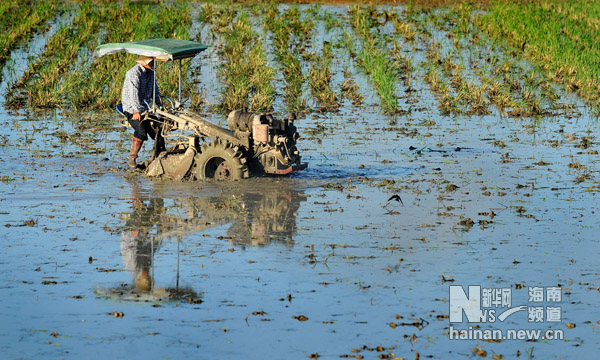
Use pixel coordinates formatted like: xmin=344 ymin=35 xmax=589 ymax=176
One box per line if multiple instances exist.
xmin=94 ymin=39 xmax=208 ymax=60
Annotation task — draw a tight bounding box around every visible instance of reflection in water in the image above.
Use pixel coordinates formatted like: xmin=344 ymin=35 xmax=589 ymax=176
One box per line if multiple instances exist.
xmin=96 ymin=181 xmax=307 ymax=302
xmin=120 ymin=197 xmax=166 ymax=295
xmin=196 ymin=187 xmax=307 ymax=247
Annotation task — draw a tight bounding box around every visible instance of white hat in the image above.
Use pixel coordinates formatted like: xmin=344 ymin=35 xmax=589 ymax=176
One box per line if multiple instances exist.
xmin=135 ymin=55 xmax=154 ymax=66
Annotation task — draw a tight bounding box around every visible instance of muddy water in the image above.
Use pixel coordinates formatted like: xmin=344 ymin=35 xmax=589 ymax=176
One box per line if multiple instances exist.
xmin=2 ymin=102 xmax=599 ymax=360
xmin=2 ymin=6 xmax=600 ymax=360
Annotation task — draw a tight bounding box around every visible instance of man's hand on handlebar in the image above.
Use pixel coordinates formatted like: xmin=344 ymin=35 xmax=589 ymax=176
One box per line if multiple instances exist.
xmin=133 ymin=111 xmax=141 ymax=121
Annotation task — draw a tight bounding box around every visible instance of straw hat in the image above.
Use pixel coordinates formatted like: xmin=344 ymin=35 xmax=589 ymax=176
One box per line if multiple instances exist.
xmin=135 ymin=55 xmax=154 ymax=66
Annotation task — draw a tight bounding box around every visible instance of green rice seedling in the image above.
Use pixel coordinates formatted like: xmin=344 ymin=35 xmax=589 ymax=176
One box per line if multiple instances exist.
xmin=341 ymin=69 xmax=362 ymax=106
xmin=305 ymin=4 xmax=321 ymax=22
xmin=439 ymin=92 xmax=461 ymax=115
xmin=524 ymin=71 xmax=539 ymax=87
xmin=208 ymin=8 xmax=275 ymax=113
xmin=62 ymin=2 xmax=138 ymax=109
xmin=308 ymin=53 xmax=338 ymax=112
xmin=426 ymin=33 xmax=492 ymax=116
xmin=6 ymin=1 xmax=199 ymax=110
xmin=424 ymin=62 xmax=462 ymax=116
xmin=424 ymin=65 xmax=443 ymax=94
xmin=262 ymin=5 xmax=311 ymax=113
xmin=454 ymin=74 xmax=490 ymax=116
xmin=441 ymin=52 xmax=462 ymax=76
xmin=445 ymin=2 xmax=477 ymax=48
xmin=197 ymin=3 xmax=215 ymax=24
xmin=324 ymin=12 xmax=340 ymax=31
xmin=350 ymin=5 xmax=402 ymax=115
xmin=399 ymin=4 xmax=431 ymax=39
xmin=486 ymin=53 xmax=558 ymax=117
xmin=418 ymin=6 xmax=534 ymax=117
xmin=392 ymin=17 xmax=416 ymax=42
xmin=280 ymin=53 xmax=306 ymax=111
xmin=0 ymin=0 xmax=14 ymax=20
xmin=349 ymin=5 xmax=373 ymax=39
xmin=421 ymin=38 xmax=463 ymax=115
xmin=431 ymin=2 xmax=576 ymax=118
xmin=0 ymin=0 xmax=59 ymax=82
xmin=6 ymin=1 xmax=104 ymax=109
xmin=246 ymin=45 xmax=276 ymax=111
xmin=475 ymin=0 xmax=600 ymax=107
xmin=198 ymin=3 xmax=237 ymax=35
xmin=425 ymin=40 xmax=441 ymax=64
xmin=540 ymin=82 xmax=560 ymax=106
xmin=465 ymin=86 xmax=490 ymax=116
xmin=152 ymin=3 xmax=195 ymax=103
xmin=365 ymin=49 xmax=398 ymax=113
xmin=335 ymin=29 xmax=363 ymax=107
xmin=340 ymin=31 xmax=356 ymax=58
xmin=520 ymin=84 xmax=545 ymax=117
xmin=63 ymin=2 xmax=194 ymax=110
xmin=392 ymin=44 xmax=413 ymax=88
xmin=483 ymin=79 xmax=512 ymax=113
xmin=294 ymin=7 xmax=337 ymax=112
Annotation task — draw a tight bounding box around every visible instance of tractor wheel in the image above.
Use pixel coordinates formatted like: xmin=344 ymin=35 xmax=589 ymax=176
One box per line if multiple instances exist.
xmin=192 ymin=139 xmax=249 ymax=181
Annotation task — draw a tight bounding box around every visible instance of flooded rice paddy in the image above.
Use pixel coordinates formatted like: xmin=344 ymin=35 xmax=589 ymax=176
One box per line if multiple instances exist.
xmin=1 ymin=3 xmax=600 ymax=359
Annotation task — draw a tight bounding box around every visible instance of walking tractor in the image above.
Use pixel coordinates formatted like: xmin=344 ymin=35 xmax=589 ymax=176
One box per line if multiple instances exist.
xmin=94 ymin=39 xmax=307 ymax=180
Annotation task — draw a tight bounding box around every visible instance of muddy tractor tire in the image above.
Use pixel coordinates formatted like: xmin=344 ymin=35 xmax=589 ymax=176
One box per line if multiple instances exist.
xmin=192 ymin=140 xmax=249 ymax=181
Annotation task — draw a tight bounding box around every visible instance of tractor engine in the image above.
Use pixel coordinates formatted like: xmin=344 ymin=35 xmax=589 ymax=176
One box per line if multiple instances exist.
xmin=227 ymin=110 xmax=303 ymax=174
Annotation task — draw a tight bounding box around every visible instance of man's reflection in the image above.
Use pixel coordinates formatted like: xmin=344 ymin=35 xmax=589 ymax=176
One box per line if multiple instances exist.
xmin=113 ymin=180 xmax=306 ymax=300
xmin=121 ymin=231 xmax=153 ymax=292
xmin=119 ymin=188 xmax=166 ymax=294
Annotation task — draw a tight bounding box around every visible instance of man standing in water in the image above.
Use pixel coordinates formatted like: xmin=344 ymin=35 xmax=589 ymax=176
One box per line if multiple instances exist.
xmin=121 ymin=55 xmax=163 ymax=169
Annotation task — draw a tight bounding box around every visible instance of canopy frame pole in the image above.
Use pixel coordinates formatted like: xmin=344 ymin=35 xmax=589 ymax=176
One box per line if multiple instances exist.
xmin=152 ymin=59 xmax=156 ymax=111
xmin=176 ymin=239 xmax=180 ymax=290
xmin=151 ymin=237 xmax=154 ymax=292
xmin=178 ymin=59 xmax=182 ymax=105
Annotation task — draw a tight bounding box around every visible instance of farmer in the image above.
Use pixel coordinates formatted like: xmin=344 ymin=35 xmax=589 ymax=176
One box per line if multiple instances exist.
xmin=121 ymin=55 xmax=163 ymax=169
